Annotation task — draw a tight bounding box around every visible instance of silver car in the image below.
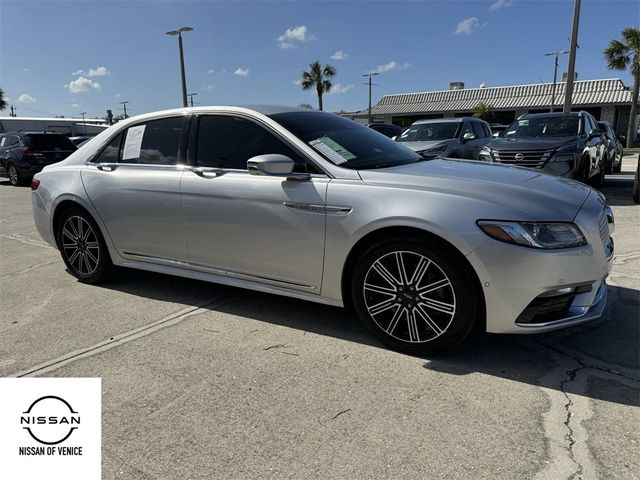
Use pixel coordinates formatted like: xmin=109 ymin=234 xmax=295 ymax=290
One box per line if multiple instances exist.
xmin=31 ymin=106 xmax=614 ymax=355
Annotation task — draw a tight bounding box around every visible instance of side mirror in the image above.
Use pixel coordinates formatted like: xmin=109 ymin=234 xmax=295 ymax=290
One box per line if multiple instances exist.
xmin=462 ymin=132 xmax=476 ymax=142
xmin=247 ymin=154 xmax=310 ymax=181
xmin=588 ymin=128 xmax=604 ymax=140
xmin=391 ymin=136 xmax=397 ymax=141
xmin=492 ymin=132 xmax=500 ymax=138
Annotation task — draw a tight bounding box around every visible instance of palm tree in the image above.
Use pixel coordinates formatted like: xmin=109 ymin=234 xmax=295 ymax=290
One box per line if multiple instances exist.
xmin=473 ymin=101 xmax=494 ymax=121
xmin=300 ymin=61 xmax=336 ymax=111
xmin=604 ymin=27 xmax=640 ymax=148
xmin=0 ymin=88 xmax=7 ymax=111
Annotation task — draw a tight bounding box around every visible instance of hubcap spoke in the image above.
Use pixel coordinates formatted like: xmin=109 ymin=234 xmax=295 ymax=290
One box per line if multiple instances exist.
xmin=386 ymin=305 xmax=406 ymax=335
xmin=417 ymin=278 xmax=450 ymax=295
xmin=369 ymin=297 xmax=399 ymax=316
xmin=414 ymin=305 xmax=445 ymax=335
xmin=372 ymin=261 xmax=401 ymax=288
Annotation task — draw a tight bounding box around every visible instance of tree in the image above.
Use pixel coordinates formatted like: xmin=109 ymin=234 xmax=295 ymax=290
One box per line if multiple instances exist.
xmin=473 ymin=101 xmax=494 ymax=121
xmin=298 ymin=103 xmax=314 ymax=110
xmin=604 ymin=27 xmax=640 ymax=148
xmin=0 ymin=88 xmax=7 ymax=111
xmin=300 ymin=61 xmax=336 ymax=111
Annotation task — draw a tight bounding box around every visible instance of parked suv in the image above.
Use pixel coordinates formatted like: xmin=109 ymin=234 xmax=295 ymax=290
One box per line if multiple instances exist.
xmin=0 ymin=132 xmax=76 ymax=186
xmin=395 ymin=117 xmax=492 ymax=159
xmin=597 ymin=121 xmax=623 ymax=174
xmin=367 ymin=123 xmax=402 ymax=138
xmin=479 ymin=112 xmax=607 ymax=186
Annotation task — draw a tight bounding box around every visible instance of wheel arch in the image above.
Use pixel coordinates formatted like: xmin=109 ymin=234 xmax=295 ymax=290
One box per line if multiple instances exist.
xmin=340 ymin=225 xmax=486 ymax=331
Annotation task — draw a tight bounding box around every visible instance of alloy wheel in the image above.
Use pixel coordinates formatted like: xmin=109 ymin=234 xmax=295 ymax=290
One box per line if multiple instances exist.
xmin=362 ymin=250 xmax=456 ymax=343
xmin=8 ymin=165 xmax=18 ymax=185
xmin=61 ymin=216 xmax=100 ymax=275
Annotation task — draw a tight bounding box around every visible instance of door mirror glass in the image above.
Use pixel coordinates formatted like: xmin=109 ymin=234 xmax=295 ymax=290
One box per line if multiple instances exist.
xmin=588 ymin=128 xmax=603 ymax=140
xmin=247 ymin=154 xmax=296 ymax=175
xmin=462 ymin=132 xmax=476 ymax=142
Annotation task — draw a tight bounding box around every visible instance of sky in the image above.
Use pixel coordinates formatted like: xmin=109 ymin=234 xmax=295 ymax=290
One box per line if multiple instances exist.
xmin=0 ymin=0 xmax=637 ymax=119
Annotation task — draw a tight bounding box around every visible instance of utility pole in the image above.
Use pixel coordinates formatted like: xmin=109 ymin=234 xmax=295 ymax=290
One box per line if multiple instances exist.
xmin=187 ymin=92 xmax=197 ymax=107
xmin=119 ymin=101 xmax=129 ymax=118
xmin=544 ymin=50 xmax=569 ymax=112
xmin=79 ymin=112 xmax=87 ymax=135
xmin=9 ymin=105 xmax=16 ymax=117
xmin=362 ymin=73 xmax=379 ymax=124
xmin=563 ymin=0 xmax=581 ymax=114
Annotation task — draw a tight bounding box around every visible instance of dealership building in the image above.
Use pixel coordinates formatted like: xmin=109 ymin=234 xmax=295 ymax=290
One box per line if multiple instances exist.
xmin=351 ymin=78 xmax=638 ymax=136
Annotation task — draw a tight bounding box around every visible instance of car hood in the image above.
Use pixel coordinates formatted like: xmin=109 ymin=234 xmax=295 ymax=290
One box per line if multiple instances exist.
xmin=358 ymin=159 xmax=591 ymax=221
xmin=487 ymin=136 xmax=578 ymax=150
xmin=396 ymin=140 xmax=451 ymax=152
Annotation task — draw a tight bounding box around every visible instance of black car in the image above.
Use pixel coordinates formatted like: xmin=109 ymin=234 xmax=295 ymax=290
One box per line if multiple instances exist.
xmin=0 ymin=132 xmax=77 ymax=186
xmin=597 ymin=121 xmax=623 ymax=174
xmin=367 ymin=122 xmax=403 ymax=138
xmin=479 ymin=111 xmax=607 ymax=186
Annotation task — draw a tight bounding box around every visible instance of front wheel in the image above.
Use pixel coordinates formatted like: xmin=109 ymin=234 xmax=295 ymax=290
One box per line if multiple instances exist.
xmin=56 ymin=207 xmax=112 ymax=283
xmin=7 ymin=163 xmax=27 ymax=186
xmin=351 ymin=238 xmax=479 ymax=355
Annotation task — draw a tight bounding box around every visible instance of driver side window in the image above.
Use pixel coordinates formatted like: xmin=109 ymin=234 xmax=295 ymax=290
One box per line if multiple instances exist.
xmin=196 ymin=115 xmax=318 ymax=173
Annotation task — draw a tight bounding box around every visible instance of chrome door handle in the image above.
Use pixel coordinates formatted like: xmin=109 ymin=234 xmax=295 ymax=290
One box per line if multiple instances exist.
xmin=188 ymin=166 xmax=225 ymax=178
xmin=96 ymin=163 xmax=118 ymax=171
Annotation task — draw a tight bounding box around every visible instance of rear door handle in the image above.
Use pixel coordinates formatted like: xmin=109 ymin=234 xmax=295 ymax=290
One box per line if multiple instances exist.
xmin=188 ymin=166 xmax=225 ymax=178
xmin=96 ymin=163 xmax=118 ymax=171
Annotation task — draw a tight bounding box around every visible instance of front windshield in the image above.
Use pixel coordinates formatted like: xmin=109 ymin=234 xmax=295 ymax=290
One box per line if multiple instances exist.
xmin=269 ymin=111 xmax=420 ymax=170
xmin=396 ymin=122 xmax=459 ymax=142
xmin=504 ymin=116 xmax=581 ymax=138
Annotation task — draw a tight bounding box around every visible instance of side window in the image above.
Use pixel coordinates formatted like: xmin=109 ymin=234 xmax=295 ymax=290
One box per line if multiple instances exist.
xmin=92 ymin=133 xmax=123 ymax=164
xmin=196 ymin=115 xmax=317 ymax=173
xmin=121 ymin=117 xmax=185 ymax=165
xmin=483 ymin=124 xmax=492 ymax=138
xmin=471 ymin=122 xmax=485 ymax=138
xmin=0 ymin=136 xmax=5 ymax=147
xmin=10 ymin=136 xmax=19 ymax=146
xmin=460 ymin=122 xmax=474 ymax=137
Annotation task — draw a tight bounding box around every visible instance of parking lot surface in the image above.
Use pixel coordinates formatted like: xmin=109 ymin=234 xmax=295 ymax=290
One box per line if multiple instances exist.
xmin=1 ymin=157 xmax=638 ymax=479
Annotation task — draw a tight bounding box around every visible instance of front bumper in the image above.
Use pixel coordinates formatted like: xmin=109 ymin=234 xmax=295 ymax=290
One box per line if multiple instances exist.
xmin=467 ymin=190 xmax=613 ymax=334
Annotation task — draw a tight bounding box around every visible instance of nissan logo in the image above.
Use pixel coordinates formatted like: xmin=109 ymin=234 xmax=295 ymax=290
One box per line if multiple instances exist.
xmin=20 ymin=396 xmax=80 ymax=445
xmin=514 ymin=153 xmax=524 ymax=161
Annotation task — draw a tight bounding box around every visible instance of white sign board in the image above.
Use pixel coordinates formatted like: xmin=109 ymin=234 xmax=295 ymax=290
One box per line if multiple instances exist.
xmin=122 ymin=125 xmax=146 ymax=160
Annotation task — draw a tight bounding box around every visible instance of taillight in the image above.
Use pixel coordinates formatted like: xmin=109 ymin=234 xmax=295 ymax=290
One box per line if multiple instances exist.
xmin=23 ymin=147 xmax=44 ymax=157
xmin=31 ymin=179 xmax=40 ymax=191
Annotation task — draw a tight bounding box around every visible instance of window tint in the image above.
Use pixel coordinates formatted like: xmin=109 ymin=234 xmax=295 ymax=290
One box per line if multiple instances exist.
xmin=10 ymin=136 xmax=19 ymax=146
xmin=121 ymin=117 xmax=184 ymax=165
xmin=483 ymin=124 xmax=492 ymax=137
xmin=24 ymin=134 xmax=76 ymax=150
xmin=196 ymin=115 xmax=315 ymax=173
xmin=93 ymin=133 xmax=122 ymax=164
xmin=460 ymin=122 xmax=474 ymax=136
xmin=471 ymin=122 xmax=485 ymax=138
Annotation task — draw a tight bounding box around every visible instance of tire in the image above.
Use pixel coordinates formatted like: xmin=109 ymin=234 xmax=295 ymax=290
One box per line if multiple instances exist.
xmin=351 ymin=237 xmax=479 ymax=356
xmin=7 ymin=163 xmax=28 ymax=186
xmin=591 ymin=157 xmax=605 ymax=188
xmin=633 ymin=161 xmax=639 ymax=204
xmin=56 ymin=207 xmax=112 ymax=283
xmin=605 ymin=153 xmax=613 ymax=175
xmin=613 ymin=153 xmax=622 ymax=173
xmin=577 ymin=157 xmax=591 ymax=185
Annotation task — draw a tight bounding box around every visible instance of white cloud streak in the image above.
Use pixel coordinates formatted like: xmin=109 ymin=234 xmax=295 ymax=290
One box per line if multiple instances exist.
xmin=278 ymin=25 xmax=316 ymax=49
xmin=18 ymin=94 xmax=36 ymax=104
xmin=65 ymin=76 xmax=101 ymax=93
xmin=72 ymin=66 xmax=110 ymax=77
xmin=233 ymin=68 xmax=249 ymax=77
xmin=368 ymin=61 xmax=411 ymax=74
xmin=489 ymin=0 xmax=513 ymax=11
xmin=328 ymin=83 xmax=354 ymax=95
xmin=330 ymin=50 xmax=348 ymax=60
xmin=454 ymin=17 xmax=480 ymax=35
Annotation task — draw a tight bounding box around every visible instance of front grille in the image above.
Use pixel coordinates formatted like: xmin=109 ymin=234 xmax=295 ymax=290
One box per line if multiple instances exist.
xmin=492 ymin=149 xmax=554 ymax=168
xmin=598 ymin=212 xmax=609 ymax=246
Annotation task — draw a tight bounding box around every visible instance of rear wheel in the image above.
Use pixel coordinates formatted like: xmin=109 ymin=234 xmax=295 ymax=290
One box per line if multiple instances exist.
xmin=591 ymin=157 xmax=605 ymax=188
xmin=613 ymin=153 xmax=622 ymax=173
xmin=56 ymin=207 xmax=112 ymax=283
xmin=351 ymin=237 xmax=479 ymax=355
xmin=7 ymin=163 xmax=27 ymax=186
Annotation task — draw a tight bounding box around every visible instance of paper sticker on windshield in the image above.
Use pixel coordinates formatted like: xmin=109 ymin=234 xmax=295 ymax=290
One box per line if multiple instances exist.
xmin=122 ymin=125 xmax=146 ymax=160
xmin=309 ymin=136 xmax=356 ymax=164
xmin=518 ymin=119 xmax=529 ymax=126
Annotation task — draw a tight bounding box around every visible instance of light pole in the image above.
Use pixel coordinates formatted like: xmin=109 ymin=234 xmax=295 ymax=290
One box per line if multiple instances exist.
xmin=187 ymin=92 xmax=197 ymax=107
xmin=79 ymin=112 xmax=87 ymax=135
xmin=544 ymin=50 xmax=568 ymax=112
xmin=563 ymin=0 xmax=581 ymax=114
xmin=362 ymin=73 xmax=379 ymax=124
xmin=165 ymin=26 xmax=193 ymax=108
xmin=119 ymin=101 xmax=129 ymax=119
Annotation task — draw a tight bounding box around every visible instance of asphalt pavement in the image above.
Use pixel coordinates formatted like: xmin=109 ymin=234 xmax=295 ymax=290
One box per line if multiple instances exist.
xmin=1 ymin=156 xmax=638 ymax=479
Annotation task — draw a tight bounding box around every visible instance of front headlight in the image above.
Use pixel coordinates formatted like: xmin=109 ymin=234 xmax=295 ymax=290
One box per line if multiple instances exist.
xmin=420 ymin=144 xmax=447 ymax=156
xmin=548 ymin=144 xmax=578 ymax=163
xmin=479 ymin=146 xmax=493 ymax=161
xmin=477 ymin=220 xmax=587 ymax=249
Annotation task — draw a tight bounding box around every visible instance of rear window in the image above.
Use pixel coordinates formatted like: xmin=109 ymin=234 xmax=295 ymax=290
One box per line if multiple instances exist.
xmin=24 ymin=134 xmax=76 ymax=150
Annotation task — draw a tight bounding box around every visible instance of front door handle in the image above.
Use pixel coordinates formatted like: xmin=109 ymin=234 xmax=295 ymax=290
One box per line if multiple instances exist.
xmin=96 ymin=163 xmax=118 ymax=171
xmin=188 ymin=166 xmax=225 ymax=178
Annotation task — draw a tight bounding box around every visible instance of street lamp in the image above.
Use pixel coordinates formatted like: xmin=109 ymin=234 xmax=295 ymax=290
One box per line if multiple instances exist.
xmin=187 ymin=92 xmax=198 ymax=107
xmin=165 ymin=26 xmax=194 ymax=108
xmin=362 ymin=73 xmax=379 ymax=124
xmin=544 ymin=50 xmax=569 ymax=112
xmin=79 ymin=112 xmax=87 ymax=135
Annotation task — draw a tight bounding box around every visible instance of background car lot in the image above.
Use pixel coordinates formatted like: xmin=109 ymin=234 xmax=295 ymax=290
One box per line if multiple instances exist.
xmin=1 ymin=157 xmax=638 ymax=479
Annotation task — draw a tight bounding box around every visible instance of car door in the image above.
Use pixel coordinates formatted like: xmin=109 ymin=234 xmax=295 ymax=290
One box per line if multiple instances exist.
xmin=584 ymin=115 xmax=603 ymax=173
xmin=457 ymin=121 xmax=483 ymax=159
xmin=180 ymin=113 xmax=329 ymax=293
xmin=81 ymin=115 xmax=189 ymax=265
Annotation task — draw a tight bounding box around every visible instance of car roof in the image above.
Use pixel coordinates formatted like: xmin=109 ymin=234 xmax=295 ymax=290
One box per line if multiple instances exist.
xmin=412 ymin=117 xmax=485 ymax=125
xmin=520 ymin=111 xmax=582 ymax=119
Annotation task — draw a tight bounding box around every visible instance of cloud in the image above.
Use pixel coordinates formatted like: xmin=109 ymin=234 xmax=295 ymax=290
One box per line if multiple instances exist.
xmin=489 ymin=0 xmax=513 ymax=11
xmin=454 ymin=17 xmax=480 ymax=35
xmin=115 ymin=92 xmax=122 ymax=98
xmin=331 ymin=50 xmax=348 ymax=60
xmin=233 ymin=68 xmax=249 ymax=77
xmin=18 ymin=94 xmax=36 ymax=104
xmin=65 ymin=76 xmax=101 ymax=93
xmin=368 ymin=61 xmax=411 ymax=74
xmin=203 ymin=84 xmax=217 ymax=90
xmin=293 ymin=79 xmax=303 ymax=86
xmin=328 ymin=83 xmax=354 ymax=94
xmin=278 ymin=25 xmax=316 ymax=49
xmin=72 ymin=66 xmax=110 ymax=77
xmin=71 ymin=103 xmax=80 ymax=108
xmin=208 ymin=69 xmax=215 ymax=74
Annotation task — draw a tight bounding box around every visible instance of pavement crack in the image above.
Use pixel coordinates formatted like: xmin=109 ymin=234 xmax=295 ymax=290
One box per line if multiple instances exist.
xmin=560 ymin=365 xmax=586 ymax=480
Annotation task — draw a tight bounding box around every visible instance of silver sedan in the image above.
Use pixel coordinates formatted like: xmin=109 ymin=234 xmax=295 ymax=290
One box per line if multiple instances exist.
xmin=31 ymin=106 xmax=614 ymax=355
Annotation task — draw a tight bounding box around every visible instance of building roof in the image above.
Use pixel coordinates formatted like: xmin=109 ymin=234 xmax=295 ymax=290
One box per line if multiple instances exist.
xmin=355 ymin=78 xmax=634 ymax=117
xmin=0 ymin=116 xmax=106 ymax=123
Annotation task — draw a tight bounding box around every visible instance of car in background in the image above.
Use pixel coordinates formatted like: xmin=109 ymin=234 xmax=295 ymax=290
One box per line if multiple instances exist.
xmin=70 ymin=136 xmax=93 ymax=147
xmin=395 ymin=117 xmax=492 ymax=159
xmin=490 ymin=124 xmax=510 ymax=138
xmin=479 ymin=111 xmax=607 ymax=186
xmin=31 ymin=106 xmax=614 ymax=355
xmin=367 ymin=123 xmax=403 ymax=138
xmin=597 ymin=121 xmax=623 ymax=174
xmin=0 ymin=132 xmax=77 ymax=186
